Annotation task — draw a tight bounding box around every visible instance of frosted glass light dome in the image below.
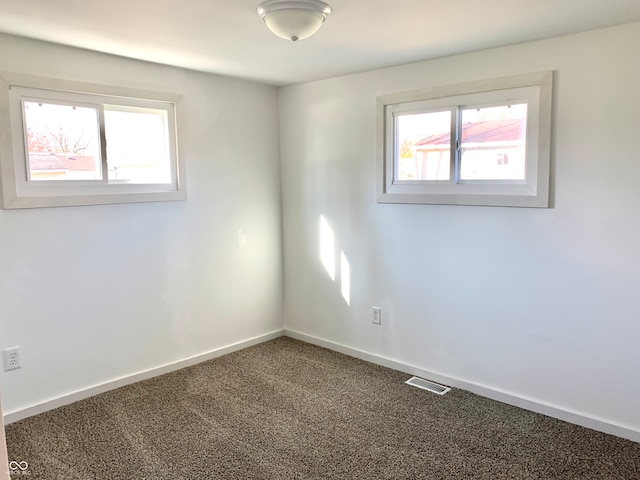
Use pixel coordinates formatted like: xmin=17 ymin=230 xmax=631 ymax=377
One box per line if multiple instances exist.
xmin=257 ymin=0 xmax=332 ymax=42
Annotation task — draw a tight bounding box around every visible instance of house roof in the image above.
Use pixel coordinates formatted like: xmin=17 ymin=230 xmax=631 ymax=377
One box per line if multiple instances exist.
xmin=28 ymin=154 xmax=67 ymax=171
xmin=29 ymin=154 xmax=97 ymax=172
xmin=415 ymin=119 xmax=526 ymax=147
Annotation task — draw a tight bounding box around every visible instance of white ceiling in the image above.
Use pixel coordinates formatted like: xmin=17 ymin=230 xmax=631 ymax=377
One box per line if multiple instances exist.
xmin=1 ymin=0 xmax=640 ymax=86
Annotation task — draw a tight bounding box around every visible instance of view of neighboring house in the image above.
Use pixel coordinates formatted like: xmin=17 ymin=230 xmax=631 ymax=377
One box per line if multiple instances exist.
xmin=409 ymin=117 xmax=527 ymax=181
xmin=28 ymin=151 xmax=171 ymax=184
xmin=28 ymin=153 xmax=100 ymax=180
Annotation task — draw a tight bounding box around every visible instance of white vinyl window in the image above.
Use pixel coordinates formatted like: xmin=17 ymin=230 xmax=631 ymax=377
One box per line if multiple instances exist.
xmin=0 ymin=73 xmax=184 ymax=209
xmin=377 ymin=71 xmax=553 ymax=207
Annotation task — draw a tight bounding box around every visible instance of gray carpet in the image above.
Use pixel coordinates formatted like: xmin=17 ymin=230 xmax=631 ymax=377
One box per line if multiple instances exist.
xmin=5 ymin=337 xmax=640 ymax=479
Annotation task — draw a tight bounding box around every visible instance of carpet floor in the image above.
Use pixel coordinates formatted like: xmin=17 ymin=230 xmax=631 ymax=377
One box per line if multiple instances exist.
xmin=5 ymin=337 xmax=640 ymax=479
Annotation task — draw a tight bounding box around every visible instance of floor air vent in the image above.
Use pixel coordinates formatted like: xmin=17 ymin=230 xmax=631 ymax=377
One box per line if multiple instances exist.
xmin=405 ymin=376 xmax=451 ymax=395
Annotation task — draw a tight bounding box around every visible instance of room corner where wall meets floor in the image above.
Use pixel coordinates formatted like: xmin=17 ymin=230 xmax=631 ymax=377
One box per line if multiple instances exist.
xmin=0 ymin=31 xmax=284 ymax=424
xmin=1 ymin=18 xmax=640 ymax=475
xmin=2 ymin=330 xmax=286 ymax=425
xmin=284 ymin=330 xmax=640 ymax=444
xmin=5 ymin=337 xmax=640 ymax=479
xmin=279 ymin=22 xmax=640 ymax=445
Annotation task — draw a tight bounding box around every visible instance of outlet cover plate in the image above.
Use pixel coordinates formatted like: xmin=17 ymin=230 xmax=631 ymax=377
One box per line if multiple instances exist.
xmin=3 ymin=346 xmax=21 ymax=371
xmin=372 ymin=306 xmax=381 ymax=325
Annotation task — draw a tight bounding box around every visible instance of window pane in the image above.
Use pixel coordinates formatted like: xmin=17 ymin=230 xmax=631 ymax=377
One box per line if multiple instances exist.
xmin=23 ymin=101 xmax=102 ymax=181
xmin=396 ymin=111 xmax=451 ymax=181
xmin=104 ymin=107 xmax=172 ymax=184
xmin=460 ymin=104 xmax=527 ymax=181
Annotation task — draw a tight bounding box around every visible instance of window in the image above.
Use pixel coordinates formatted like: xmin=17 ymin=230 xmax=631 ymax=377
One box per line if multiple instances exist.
xmin=377 ymin=71 xmax=553 ymax=207
xmin=0 ymin=73 xmax=184 ymax=209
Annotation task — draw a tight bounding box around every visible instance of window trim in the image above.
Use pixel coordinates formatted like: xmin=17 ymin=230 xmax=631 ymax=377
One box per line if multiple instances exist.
xmin=376 ymin=71 xmax=553 ymax=208
xmin=0 ymin=72 xmax=185 ymax=209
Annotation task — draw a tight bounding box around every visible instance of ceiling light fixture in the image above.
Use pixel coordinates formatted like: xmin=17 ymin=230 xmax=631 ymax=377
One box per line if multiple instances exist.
xmin=257 ymin=0 xmax=332 ymax=42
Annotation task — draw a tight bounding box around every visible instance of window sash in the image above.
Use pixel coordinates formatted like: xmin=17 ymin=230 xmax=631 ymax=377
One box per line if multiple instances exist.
xmin=19 ymin=95 xmax=108 ymax=185
xmin=388 ymin=89 xmax=534 ymax=186
xmin=376 ymin=72 xmax=552 ymax=208
xmin=392 ymin=107 xmax=456 ymax=184
xmin=13 ymin=88 xmax=176 ymax=186
xmin=103 ymin=104 xmax=175 ymax=186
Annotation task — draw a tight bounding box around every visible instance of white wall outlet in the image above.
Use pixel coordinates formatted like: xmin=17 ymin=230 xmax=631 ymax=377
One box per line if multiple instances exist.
xmin=372 ymin=306 xmax=381 ymax=325
xmin=3 ymin=346 xmax=21 ymax=371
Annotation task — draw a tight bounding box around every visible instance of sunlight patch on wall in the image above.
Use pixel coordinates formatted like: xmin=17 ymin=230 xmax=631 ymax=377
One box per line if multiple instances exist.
xmin=340 ymin=251 xmax=351 ymax=306
xmin=320 ymin=215 xmax=335 ymax=281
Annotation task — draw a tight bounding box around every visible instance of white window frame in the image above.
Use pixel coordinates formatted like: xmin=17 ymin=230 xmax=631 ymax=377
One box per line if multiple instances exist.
xmin=0 ymin=72 xmax=185 ymax=209
xmin=377 ymin=71 xmax=553 ymax=208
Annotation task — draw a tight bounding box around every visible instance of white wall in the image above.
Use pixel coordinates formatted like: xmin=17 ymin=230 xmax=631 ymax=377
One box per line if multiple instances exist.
xmin=280 ymin=23 xmax=640 ymax=439
xmin=0 ymin=34 xmax=283 ymax=415
xmin=2 ymin=21 xmax=639 ymax=443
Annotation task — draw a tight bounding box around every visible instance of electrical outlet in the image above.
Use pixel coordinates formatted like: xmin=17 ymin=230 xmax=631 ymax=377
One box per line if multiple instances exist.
xmin=3 ymin=346 xmax=21 ymax=371
xmin=372 ymin=306 xmax=381 ymax=325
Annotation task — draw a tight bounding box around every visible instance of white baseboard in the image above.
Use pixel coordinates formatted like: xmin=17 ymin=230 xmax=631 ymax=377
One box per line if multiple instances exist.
xmin=6 ymin=327 xmax=639 ymax=444
xmin=4 ymin=329 xmax=284 ymax=425
xmin=285 ymin=328 xmax=640 ymax=444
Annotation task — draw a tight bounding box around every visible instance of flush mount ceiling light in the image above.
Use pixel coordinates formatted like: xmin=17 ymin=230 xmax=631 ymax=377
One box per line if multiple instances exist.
xmin=257 ymin=0 xmax=332 ymax=42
